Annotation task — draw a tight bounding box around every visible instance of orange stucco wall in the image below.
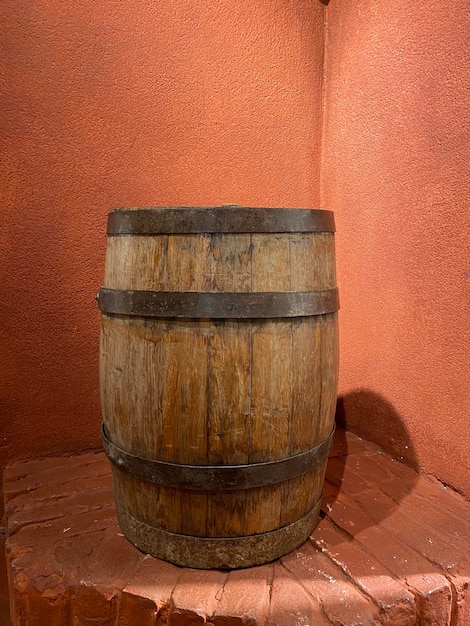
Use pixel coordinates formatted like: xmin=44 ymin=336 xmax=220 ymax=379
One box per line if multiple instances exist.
xmin=0 ymin=1 xmax=325 ymax=514
xmin=322 ymin=0 xmax=470 ymax=496
xmin=1 ymin=0 xmax=469 ymax=512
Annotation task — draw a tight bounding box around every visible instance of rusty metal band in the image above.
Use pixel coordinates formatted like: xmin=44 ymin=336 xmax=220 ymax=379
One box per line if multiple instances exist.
xmin=107 ymin=207 xmax=335 ymax=235
xmin=115 ymin=499 xmax=322 ymax=569
xmin=97 ymin=287 xmax=339 ymax=319
xmin=102 ymin=424 xmax=334 ymax=491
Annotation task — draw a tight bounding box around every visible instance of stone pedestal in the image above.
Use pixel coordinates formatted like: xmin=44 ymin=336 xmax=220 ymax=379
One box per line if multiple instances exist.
xmin=4 ymin=429 xmax=470 ymax=625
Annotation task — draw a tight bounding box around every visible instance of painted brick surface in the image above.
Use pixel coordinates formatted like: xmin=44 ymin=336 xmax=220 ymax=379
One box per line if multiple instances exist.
xmin=4 ymin=430 xmax=470 ymax=625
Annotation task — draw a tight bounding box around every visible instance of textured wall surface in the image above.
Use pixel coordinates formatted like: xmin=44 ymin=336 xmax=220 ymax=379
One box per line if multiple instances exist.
xmin=0 ymin=1 xmax=325 ymax=514
xmin=1 ymin=0 xmax=469 ymax=511
xmin=322 ymin=0 xmax=470 ymax=496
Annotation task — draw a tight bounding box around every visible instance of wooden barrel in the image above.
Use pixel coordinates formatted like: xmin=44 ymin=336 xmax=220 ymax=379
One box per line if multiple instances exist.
xmin=97 ymin=206 xmax=339 ymax=569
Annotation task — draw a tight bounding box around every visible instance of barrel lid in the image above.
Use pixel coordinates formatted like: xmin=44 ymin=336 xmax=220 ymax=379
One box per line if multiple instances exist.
xmin=107 ymin=206 xmax=335 ymax=235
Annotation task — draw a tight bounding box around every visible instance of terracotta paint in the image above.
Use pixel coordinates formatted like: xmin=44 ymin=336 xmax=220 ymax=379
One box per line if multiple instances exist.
xmin=1 ymin=0 xmax=469 ymax=517
xmin=0 ymin=1 xmax=324 ymax=515
xmin=6 ymin=432 xmax=469 ymax=623
xmin=322 ymin=0 xmax=470 ymax=496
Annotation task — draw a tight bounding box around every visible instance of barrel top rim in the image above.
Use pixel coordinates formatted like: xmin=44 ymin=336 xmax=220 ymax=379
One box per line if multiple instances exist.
xmin=107 ymin=206 xmax=335 ymax=234
xmin=109 ymin=206 xmax=330 ymax=213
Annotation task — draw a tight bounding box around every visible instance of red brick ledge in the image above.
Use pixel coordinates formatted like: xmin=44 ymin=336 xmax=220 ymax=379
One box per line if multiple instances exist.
xmin=3 ymin=430 xmax=470 ymax=625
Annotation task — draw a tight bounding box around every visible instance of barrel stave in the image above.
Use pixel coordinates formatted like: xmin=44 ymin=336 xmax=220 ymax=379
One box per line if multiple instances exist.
xmin=99 ymin=208 xmax=339 ymax=567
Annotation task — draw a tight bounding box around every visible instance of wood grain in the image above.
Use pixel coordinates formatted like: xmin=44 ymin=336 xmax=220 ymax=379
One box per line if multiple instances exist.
xmin=99 ymin=209 xmax=339 ymax=567
xmin=205 ymin=234 xmax=252 ymax=536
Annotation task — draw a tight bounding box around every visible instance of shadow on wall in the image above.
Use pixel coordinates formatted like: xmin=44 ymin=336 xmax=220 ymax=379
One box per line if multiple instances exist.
xmin=322 ymin=390 xmax=418 ymax=538
xmin=336 ymin=389 xmax=418 ymax=468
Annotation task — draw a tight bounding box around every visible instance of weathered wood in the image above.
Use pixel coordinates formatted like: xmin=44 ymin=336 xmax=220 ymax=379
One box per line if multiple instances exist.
xmin=99 ymin=206 xmax=339 ymax=568
xmin=206 ymin=233 xmax=252 ymax=537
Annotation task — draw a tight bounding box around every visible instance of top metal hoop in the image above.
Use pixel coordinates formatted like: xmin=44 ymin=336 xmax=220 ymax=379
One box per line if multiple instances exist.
xmin=107 ymin=207 xmax=335 ymax=235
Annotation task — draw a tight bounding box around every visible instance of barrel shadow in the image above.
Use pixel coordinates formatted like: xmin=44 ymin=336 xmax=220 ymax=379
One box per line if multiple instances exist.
xmin=320 ymin=390 xmax=419 ymax=537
